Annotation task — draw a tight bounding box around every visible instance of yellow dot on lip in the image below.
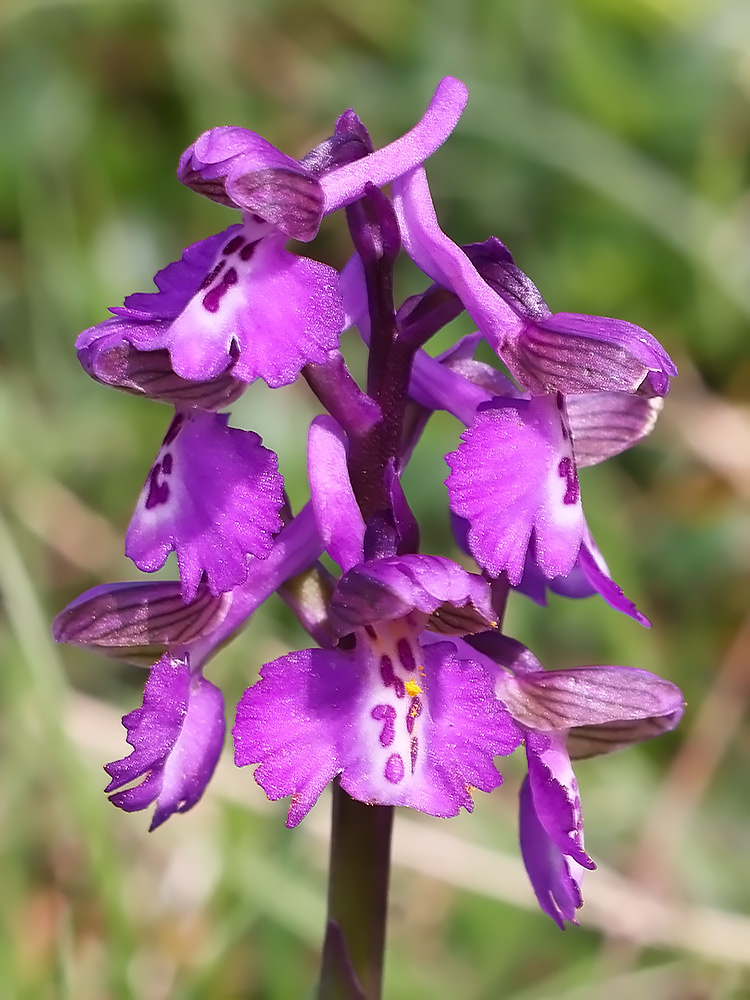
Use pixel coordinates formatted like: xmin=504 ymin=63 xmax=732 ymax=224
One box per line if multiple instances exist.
xmin=405 ymin=679 xmax=422 ymax=697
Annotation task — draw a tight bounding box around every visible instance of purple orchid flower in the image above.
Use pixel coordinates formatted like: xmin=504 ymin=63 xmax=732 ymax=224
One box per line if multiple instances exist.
xmin=54 ymin=506 xmax=325 ymax=829
xmin=391 ymin=166 xmax=676 ymax=397
xmin=56 ymin=72 xmax=685 ymax=957
xmin=341 ymin=250 xmax=660 ymax=624
xmin=126 ymin=408 xmax=285 ymax=602
xmin=462 ymin=632 xmax=684 ymax=926
xmin=445 ymin=390 xmax=656 ymax=621
xmin=413 ymin=337 xmax=660 ymax=620
xmin=431 ymin=331 xmax=664 ymax=620
xmin=78 ymin=222 xmax=346 ymax=389
xmin=233 ymin=416 xmax=522 ymax=826
xmin=78 ymin=79 xmax=471 ymax=397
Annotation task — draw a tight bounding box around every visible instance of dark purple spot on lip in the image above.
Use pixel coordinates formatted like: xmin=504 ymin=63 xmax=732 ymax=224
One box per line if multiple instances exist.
xmin=396 ymin=638 xmax=416 ymax=672
xmin=410 ymin=736 xmax=418 ymax=773
xmin=145 ymin=461 xmax=170 ymax=509
xmin=364 ymin=625 xmax=377 ymax=640
xmin=406 ymin=696 xmax=422 ymax=735
xmin=223 ymin=235 xmax=244 ymax=255
xmin=379 ymin=655 xmax=406 ymax=698
xmin=384 ymin=754 xmax=405 ymax=784
xmin=371 ymin=704 xmax=396 ymax=747
xmin=162 ymin=413 xmax=185 ymax=446
xmin=558 ymin=457 xmax=580 ymax=505
xmin=161 ymin=452 xmax=173 ymax=475
xmin=199 ymin=260 xmax=226 ymax=290
xmin=239 ymin=241 xmax=257 ymax=261
xmin=380 ymin=654 xmax=395 ymax=688
xmin=202 ymin=267 xmax=239 ymax=313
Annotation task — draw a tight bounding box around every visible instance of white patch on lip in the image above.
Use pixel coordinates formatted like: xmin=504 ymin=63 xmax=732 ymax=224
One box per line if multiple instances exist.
xmin=166 ymin=227 xmax=261 ymax=380
xmin=359 ymin=625 xmax=426 ymax=800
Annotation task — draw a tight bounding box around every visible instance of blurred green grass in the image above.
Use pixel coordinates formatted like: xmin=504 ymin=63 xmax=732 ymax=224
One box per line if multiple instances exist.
xmin=1 ymin=0 xmax=750 ymax=997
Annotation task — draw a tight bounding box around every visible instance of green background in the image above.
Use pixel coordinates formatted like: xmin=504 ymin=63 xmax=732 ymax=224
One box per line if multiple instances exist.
xmin=1 ymin=0 xmax=749 ymax=997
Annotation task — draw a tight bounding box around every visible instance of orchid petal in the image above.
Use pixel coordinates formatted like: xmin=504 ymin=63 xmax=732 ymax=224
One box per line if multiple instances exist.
xmin=330 ymin=554 xmax=495 ymax=636
xmin=519 ymin=775 xmax=587 ymax=928
xmin=52 ymin=580 xmax=231 ymax=664
xmin=308 ymin=415 xmax=365 ymax=571
xmin=321 ymin=77 xmax=469 ymax=214
xmin=446 ymin=395 xmax=584 ymax=584
xmin=126 ymin=410 xmax=284 ymax=601
xmin=234 ymin=636 xmax=520 ymax=826
xmin=393 ymin=167 xmax=523 ymax=347
xmin=105 ymin=655 xmax=225 ymax=830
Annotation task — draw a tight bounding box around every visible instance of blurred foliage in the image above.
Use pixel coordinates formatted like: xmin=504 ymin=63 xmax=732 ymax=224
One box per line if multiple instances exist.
xmin=1 ymin=0 xmax=749 ymax=997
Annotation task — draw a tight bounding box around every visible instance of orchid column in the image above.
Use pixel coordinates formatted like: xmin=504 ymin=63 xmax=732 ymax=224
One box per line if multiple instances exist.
xmin=54 ymin=76 xmax=684 ymax=1000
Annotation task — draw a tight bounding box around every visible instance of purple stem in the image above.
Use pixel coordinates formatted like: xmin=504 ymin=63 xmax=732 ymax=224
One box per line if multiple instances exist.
xmin=316 ymin=785 xmax=394 ymax=1000
xmin=344 ymin=187 xmax=402 ymax=518
xmin=317 ymin=186 xmax=407 ymax=1000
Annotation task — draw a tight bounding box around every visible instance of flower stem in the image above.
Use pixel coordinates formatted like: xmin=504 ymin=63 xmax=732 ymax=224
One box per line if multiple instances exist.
xmin=316 ymin=785 xmax=394 ymax=1000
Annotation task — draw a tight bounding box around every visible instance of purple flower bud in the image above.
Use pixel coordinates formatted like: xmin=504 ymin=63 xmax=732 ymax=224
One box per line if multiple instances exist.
xmin=300 ymin=109 xmax=374 ymax=177
xmin=320 ymin=77 xmax=469 ymax=216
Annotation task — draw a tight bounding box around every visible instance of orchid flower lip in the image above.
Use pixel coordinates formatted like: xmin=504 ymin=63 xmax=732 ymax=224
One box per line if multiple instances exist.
xmin=234 ymin=630 xmax=522 ymax=825
xmin=104 ymin=654 xmax=225 ymax=829
xmin=125 ymin=409 xmax=285 ymax=603
xmin=79 ymin=223 xmax=347 ymax=391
